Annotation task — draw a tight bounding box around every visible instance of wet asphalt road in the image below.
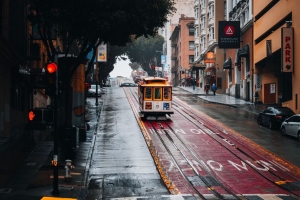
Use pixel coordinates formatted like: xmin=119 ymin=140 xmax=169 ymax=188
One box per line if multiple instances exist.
xmin=172 ymin=88 xmax=300 ymax=168
xmin=83 ymin=83 xmax=300 ymax=199
xmin=86 ymin=86 xmax=169 ymax=199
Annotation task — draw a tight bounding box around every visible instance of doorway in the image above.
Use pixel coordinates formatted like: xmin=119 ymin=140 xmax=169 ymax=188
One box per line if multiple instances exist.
xmin=263 ymin=83 xmax=276 ymax=104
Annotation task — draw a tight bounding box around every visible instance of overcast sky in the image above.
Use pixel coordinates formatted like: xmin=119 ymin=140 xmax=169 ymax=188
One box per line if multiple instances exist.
xmin=110 ymin=56 xmax=132 ymax=78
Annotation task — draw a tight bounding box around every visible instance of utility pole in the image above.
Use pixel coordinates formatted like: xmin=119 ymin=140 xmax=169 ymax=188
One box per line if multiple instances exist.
xmin=95 ymin=49 xmax=99 ymax=106
xmin=52 ymin=54 xmax=59 ymax=196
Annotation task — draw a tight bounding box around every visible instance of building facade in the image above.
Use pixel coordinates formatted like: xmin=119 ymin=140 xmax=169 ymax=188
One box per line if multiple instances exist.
xmin=0 ymin=0 xmax=52 ymax=139
xmin=170 ymin=14 xmax=195 ymax=87
xmin=159 ymin=0 xmax=194 ymax=84
xmin=225 ymin=0 xmax=253 ymax=101
xmin=253 ymin=0 xmax=299 ymax=112
xmin=192 ymin=0 xmax=227 ymax=93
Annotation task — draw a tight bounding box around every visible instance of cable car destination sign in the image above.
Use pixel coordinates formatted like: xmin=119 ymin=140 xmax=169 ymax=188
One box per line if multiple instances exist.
xmin=218 ymin=21 xmax=240 ymax=49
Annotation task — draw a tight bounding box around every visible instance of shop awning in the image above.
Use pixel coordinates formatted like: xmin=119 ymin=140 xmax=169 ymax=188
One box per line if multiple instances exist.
xmin=204 ymin=65 xmax=216 ymax=72
xmin=235 ymin=52 xmax=241 ymax=67
xmin=223 ymin=57 xmax=232 ymax=69
xmin=239 ymin=44 xmax=249 ymax=57
xmin=190 ymin=64 xmax=206 ymax=71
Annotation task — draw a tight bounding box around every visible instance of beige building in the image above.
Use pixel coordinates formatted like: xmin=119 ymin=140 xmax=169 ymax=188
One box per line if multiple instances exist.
xmin=170 ymin=15 xmax=195 ymax=86
xmin=192 ymin=0 xmax=227 ymax=93
xmin=253 ymin=0 xmax=298 ymax=112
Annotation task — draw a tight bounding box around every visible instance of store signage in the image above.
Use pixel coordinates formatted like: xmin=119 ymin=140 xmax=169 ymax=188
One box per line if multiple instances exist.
xmin=281 ymin=27 xmax=293 ymax=73
xmin=218 ymin=21 xmax=240 ymax=48
xmin=97 ymin=43 xmax=107 ymax=62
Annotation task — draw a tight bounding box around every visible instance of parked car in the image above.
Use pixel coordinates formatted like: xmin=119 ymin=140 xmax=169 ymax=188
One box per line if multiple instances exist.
xmin=280 ymin=114 xmax=300 ymax=141
xmin=257 ymin=106 xmax=295 ymax=129
xmin=88 ymin=85 xmax=102 ymax=97
xmin=120 ymin=82 xmax=137 ymax=87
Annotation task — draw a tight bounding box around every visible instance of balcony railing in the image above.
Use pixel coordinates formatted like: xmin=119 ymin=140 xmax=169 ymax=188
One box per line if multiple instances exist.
xmin=201 ymin=8 xmax=206 ymax=15
xmin=208 ymin=17 xmax=214 ymax=27
xmin=208 ymin=38 xmax=216 ymax=46
xmin=200 ymin=29 xmax=206 ymax=36
xmin=208 ymin=0 xmax=214 ymax=5
xmin=171 ymin=53 xmax=177 ymax=60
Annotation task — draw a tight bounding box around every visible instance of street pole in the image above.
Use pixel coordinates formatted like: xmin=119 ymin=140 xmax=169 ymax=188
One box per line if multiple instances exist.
xmin=52 ymin=53 xmax=59 ymax=196
xmin=95 ymin=49 xmax=99 ymax=106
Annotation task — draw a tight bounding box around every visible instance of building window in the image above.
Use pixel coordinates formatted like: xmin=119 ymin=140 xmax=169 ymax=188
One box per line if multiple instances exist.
xmin=189 ymin=27 xmax=195 ymax=36
xmin=201 ymin=37 xmax=206 ymax=51
xmin=189 ymin=41 xmax=194 ymax=50
xmin=209 ymin=27 xmax=214 ymax=40
xmin=189 ymin=55 xmax=194 ymax=63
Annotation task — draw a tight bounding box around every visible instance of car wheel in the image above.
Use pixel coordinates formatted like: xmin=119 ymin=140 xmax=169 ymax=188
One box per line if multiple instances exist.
xmin=257 ymin=116 xmax=263 ymax=125
xmin=281 ymin=127 xmax=286 ymax=136
xmin=268 ymin=120 xmax=273 ymax=129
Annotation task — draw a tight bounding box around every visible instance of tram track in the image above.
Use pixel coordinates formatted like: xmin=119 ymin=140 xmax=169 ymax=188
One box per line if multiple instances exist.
xmin=172 ymin=98 xmax=300 ymax=198
xmin=149 ymin=120 xmax=243 ymax=199
xmin=124 ymin=87 xmax=300 ymax=198
xmin=127 ymin=87 xmax=241 ymax=198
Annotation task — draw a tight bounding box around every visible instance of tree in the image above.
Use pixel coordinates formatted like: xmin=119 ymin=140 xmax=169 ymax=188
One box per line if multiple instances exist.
xmin=125 ymin=35 xmax=165 ymax=76
xmin=26 ymin=0 xmax=175 ymax=130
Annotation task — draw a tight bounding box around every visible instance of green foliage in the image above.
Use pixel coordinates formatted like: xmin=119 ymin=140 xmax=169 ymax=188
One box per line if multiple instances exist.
xmin=26 ymin=0 xmax=176 ymax=81
xmin=125 ymin=35 xmax=165 ymax=76
xmin=27 ymin=0 xmax=175 ymax=46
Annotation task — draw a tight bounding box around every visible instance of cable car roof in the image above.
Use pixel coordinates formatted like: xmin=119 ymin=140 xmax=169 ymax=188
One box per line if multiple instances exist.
xmin=139 ymin=77 xmax=172 ymax=86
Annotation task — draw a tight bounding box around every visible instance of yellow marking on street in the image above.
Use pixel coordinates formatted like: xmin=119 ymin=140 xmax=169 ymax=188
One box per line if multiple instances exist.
xmin=41 ymin=197 xmax=77 ymax=200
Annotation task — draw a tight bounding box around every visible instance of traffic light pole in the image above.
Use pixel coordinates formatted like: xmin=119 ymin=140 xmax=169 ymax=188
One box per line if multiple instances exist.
xmin=52 ymin=55 xmax=59 ymax=196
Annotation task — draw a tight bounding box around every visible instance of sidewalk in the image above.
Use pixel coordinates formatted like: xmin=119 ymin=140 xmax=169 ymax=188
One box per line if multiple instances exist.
xmin=0 ymin=97 xmax=103 ymax=200
xmin=178 ymin=86 xmax=272 ymax=115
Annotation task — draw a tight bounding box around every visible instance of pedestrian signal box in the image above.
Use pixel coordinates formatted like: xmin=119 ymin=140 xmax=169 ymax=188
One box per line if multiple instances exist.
xmin=28 ymin=109 xmax=43 ymax=122
xmin=27 ymin=108 xmax=54 ymax=123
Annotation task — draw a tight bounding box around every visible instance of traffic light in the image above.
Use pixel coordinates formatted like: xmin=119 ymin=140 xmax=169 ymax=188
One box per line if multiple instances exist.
xmin=45 ymin=62 xmax=58 ymax=96
xmin=28 ymin=109 xmax=43 ymax=123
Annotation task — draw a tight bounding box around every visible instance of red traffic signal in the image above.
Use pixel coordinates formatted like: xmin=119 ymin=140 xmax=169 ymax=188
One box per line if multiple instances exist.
xmin=151 ymin=64 xmax=155 ymax=69
xmin=46 ymin=62 xmax=58 ymax=74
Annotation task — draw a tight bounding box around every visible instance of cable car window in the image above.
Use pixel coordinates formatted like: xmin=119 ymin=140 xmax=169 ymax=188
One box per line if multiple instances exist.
xmin=163 ymin=88 xmax=171 ymax=100
xmin=145 ymin=87 xmax=152 ymax=100
xmin=154 ymin=88 xmax=162 ymax=100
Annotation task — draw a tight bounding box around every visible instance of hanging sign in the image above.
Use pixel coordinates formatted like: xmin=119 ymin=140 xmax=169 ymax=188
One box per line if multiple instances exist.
xmin=218 ymin=21 xmax=240 ymax=48
xmin=97 ymin=43 xmax=107 ymax=62
xmin=281 ymin=27 xmax=293 ymax=73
